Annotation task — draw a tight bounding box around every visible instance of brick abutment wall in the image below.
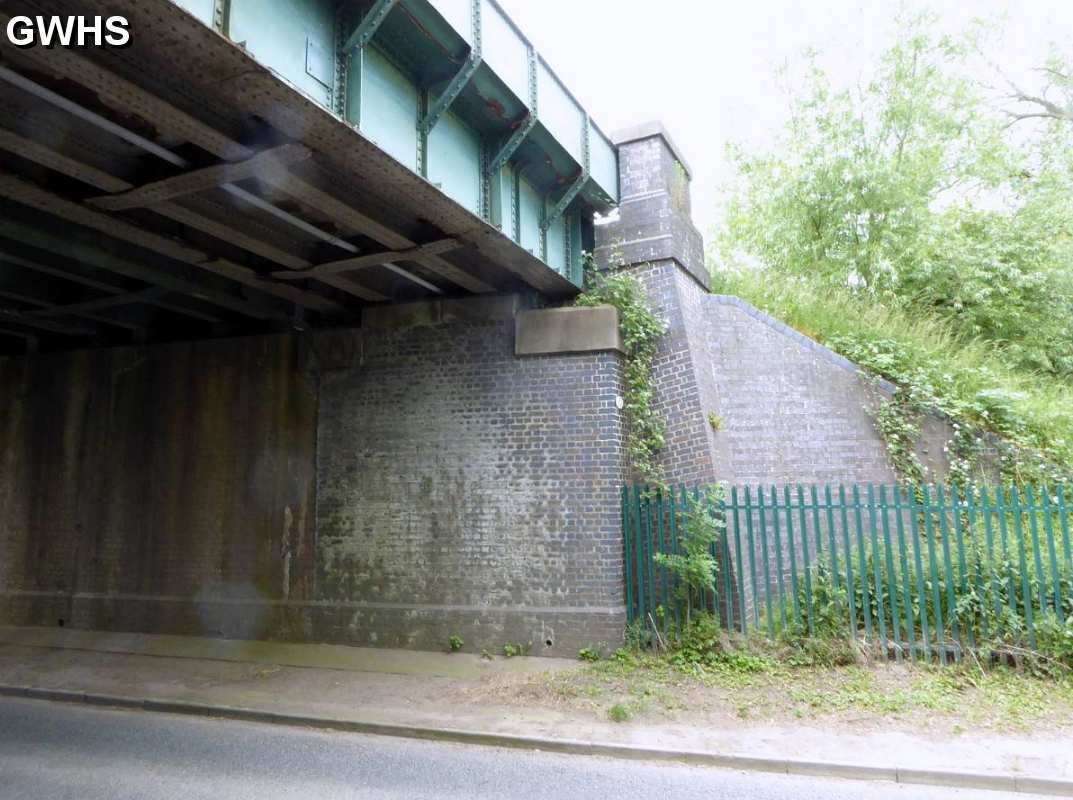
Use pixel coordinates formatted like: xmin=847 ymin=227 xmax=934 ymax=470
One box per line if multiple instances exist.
xmin=0 ymin=301 xmax=629 ymax=656
xmin=0 ymin=124 xmax=953 ymax=654
xmin=0 ymin=277 xmax=953 ymax=652
xmin=598 ymin=125 xmax=955 ymax=622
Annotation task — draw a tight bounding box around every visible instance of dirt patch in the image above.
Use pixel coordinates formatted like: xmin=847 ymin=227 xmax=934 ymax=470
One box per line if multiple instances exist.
xmin=466 ymin=653 xmax=1073 ymax=734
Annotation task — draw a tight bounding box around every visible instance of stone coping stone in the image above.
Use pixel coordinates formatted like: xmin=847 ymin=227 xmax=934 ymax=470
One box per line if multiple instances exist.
xmin=515 ymin=305 xmax=623 ymax=356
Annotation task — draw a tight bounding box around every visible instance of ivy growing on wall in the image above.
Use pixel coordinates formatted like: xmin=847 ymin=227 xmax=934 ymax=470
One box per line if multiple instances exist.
xmin=576 ymin=261 xmax=667 ymax=484
xmin=873 ymin=393 xmax=927 ymax=487
xmin=830 ymin=334 xmax=1072 ymax=487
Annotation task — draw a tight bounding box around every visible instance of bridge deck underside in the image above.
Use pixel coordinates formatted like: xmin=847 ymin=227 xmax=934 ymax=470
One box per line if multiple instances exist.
xmin=0 ymin=0 xmax=577 ymax=353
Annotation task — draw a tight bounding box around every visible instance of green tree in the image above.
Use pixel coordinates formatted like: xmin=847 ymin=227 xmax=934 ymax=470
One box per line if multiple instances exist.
xmin=716 ymin=13 xmax=1073 ymax=379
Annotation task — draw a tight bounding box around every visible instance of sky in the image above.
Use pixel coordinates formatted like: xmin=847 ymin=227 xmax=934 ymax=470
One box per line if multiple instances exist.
xmin=496 ymin=0 xmax=1073 ymax=237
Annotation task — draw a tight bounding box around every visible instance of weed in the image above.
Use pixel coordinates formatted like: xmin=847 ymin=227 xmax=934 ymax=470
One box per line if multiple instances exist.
xmin=654 ymin=486 xmax=726 ymax=624
xmin=608 ymin=702 xmax=633 ymax=722
xmin=578 ymin=647 xmax=602 ymax=662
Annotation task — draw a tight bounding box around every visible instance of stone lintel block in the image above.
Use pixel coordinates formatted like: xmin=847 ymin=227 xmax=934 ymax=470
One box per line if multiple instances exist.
xmin=363 ymin=294 xmax=519 ymax=330
xmin=515 ymin=305 xmax=623 ymax=356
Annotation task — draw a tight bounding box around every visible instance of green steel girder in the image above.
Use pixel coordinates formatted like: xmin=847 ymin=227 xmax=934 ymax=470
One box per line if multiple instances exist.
xmin=211 ymin=0 xmax=228 ymax=34
xmin=542 ymin=170 xmax=587 ymax=231
xmin=487 ymin=113 xmax=536 ymax=175
xmin=418 ymin=54 xmax=482 ymax=135
xmin=581 ymin=113 xmax=591 ymax=172
xmin=342 ymin=0 xmax=400 ymax=54
xmin=470 ymin=0 xmax=482 ymax=55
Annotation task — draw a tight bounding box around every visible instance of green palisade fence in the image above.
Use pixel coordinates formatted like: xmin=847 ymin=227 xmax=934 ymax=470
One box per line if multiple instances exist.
xmin=622 ymin=484 xmax=1073 ymax=661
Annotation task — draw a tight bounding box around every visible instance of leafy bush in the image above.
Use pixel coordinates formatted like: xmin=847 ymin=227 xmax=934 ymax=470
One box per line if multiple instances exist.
xmin=654 ymin=486 xmax=727 ymax=623
xmin=576 ymin=266 xmax=667 ymax=483
xmin=668 ymin=612 xmax=724 ymax=669
xmin=608 ymin=702 xmax=633 ymax=722
xmin=778 ymin=535 xmax=1073 ymax=670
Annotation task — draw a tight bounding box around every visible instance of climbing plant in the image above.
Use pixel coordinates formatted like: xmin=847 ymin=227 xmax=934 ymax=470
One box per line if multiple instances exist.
xmin=873 ymin=392 xmax=927 ymax=487
xmin=576 ymin=260 xmax=667 ymax=484
xmin=830 ymin=334 xmax=1072 ymax=487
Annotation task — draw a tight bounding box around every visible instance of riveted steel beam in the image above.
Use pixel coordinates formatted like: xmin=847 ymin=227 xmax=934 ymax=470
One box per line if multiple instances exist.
xmin=0 ymin=59 xmax=351 ymax=252
xmin=0 ymin=127 xmax=315 ymax=272
xmin=0 ymin=214 xmax=275 ymax=321
xmin=419 ymin=56 xmax=482 ymax=135
xmin=0 ymin=65 xmax=397 ymax=301
xmin=543 ymin=171 xmax=588 ymax=231
xmin=0 ymin=127 xmax=129 ymax=193
xmin=488 ymin=114 xmax=537 ymax=175
xmin=88 ymin=144 xmax=312 ymax=211
xmin=0 ymin=254 xmax=221 ymax=325
xmin=273 ymin=238 xmax=460 ymax=280
xmin=257 ymin=165 xmax=488 ymax=293
xmin=342 ymin=0 xmax=400 ymax=54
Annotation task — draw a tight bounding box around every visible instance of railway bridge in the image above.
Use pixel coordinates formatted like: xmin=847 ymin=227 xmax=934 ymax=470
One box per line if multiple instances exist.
xmin=0 ymin=0 xmax=927 ymax=654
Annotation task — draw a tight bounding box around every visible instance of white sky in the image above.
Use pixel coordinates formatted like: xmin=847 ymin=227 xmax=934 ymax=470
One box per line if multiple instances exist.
xmin=496 ymin=0 xmax=1073 ymax=237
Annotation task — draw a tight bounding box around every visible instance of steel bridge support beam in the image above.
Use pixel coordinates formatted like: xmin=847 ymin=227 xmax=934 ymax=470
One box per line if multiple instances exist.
xmin=342 ymin=0 xmax=400 ymax=54
xmin=419 ymin=56 xmax=482 ymax=136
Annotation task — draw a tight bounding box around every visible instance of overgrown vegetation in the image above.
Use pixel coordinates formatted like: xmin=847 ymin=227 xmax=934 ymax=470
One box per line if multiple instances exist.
xmin=712 ymin=11 xmax=1073 ymax=486
xmin=578 ymin=646 xmax=602 ymax=662
xmin=782 ymin=548 xmax=1073 ymax=677
xmin=627 ymin=484 xmax=1073 ymax=689
xmin=545 ymin=627 xmax=1073 ymax=729
xmin=576 ymin=263 xmax=667 ymax=483
xmin=653 ymin=486 xmax=725 ymax=624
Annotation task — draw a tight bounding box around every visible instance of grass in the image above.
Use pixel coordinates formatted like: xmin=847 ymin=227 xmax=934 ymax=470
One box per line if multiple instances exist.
xmin=713 ymin=269 xmax=1073 ymax=474
xmin=521 ymin=643 xmax=1073 ymax=733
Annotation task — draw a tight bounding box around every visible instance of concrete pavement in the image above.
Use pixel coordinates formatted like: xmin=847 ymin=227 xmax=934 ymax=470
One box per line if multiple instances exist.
xmin=0 ymin=626 xmax=1071 ymax=796
xmin=0 ymin=697 xmax=1061 ymax=800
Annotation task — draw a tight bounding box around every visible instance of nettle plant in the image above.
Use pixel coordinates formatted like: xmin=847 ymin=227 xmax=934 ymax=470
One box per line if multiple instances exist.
xmin=576 ymin=259 xmax=667 ymax=484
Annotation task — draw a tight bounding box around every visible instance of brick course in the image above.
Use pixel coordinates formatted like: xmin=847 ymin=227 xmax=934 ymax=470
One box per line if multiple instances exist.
xmin=0 ymin=308 xmax=628 ymax=656
xmin=314 ymin=316 xmax=628 ymax=653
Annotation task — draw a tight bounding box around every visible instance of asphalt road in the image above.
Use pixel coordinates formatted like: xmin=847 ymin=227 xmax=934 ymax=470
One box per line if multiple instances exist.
xmin=0 ymin=697 xmax=1039 ymax=800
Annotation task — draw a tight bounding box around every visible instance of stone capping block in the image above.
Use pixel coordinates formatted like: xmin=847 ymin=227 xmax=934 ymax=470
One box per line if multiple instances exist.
xmin=708 ymin=294 xmax=898 ymax=396
xmin=610 ymin=120 xmax=693 ymax=178
xmin=515 ymin=305 xmax=624 ymax=357
xmin=363 ymin=294 xmax=520 ymax=330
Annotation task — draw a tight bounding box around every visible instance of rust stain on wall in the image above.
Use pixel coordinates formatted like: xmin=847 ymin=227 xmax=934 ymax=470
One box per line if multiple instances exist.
xmin=0 ymin=334 xmax=317 ymax=636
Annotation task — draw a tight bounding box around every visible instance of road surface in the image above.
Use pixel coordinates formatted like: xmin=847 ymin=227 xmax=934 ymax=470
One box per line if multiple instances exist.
xmin=0 ymin=697 xmax=1037 ymax=799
